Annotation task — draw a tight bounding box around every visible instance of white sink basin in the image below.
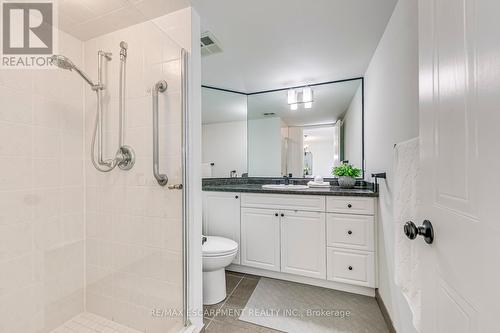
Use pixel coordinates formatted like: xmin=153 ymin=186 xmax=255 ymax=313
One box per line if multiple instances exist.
xmin=262 ymin=184 xmax=309 ymax=190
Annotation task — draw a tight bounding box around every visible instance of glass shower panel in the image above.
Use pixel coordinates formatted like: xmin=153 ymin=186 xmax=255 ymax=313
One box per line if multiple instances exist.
xmin=83 ymin=18 xmax=185 ymax=333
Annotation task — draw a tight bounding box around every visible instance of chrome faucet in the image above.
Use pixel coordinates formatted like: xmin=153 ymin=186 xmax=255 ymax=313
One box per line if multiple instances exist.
xmin=283 ymin=175 xmax=290 ymax=185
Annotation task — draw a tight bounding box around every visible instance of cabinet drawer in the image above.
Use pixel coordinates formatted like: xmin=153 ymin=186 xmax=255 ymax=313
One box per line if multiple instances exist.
xmin=327 ymin=248 xmax=375 ymax=287
xmin=241 ymin=193 xmax=325 ymax=212
xmin=326 ymin=196 xmax=375 ymax=215
xmin=326 ymin=214 xmax=374 ymax=251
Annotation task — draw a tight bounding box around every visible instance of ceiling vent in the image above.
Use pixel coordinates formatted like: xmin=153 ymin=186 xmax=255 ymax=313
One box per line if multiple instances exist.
xmin=201 ymin=31 xmax=223 ymax=57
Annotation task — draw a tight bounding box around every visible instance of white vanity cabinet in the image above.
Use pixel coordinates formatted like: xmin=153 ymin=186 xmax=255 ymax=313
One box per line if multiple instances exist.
xmin=241 ymin=207 xmax=326 ymax=278
xmin=202 ymin=192 xmax=241 ymax=264
xmin=203 ymin=190 xmax=377 ymax=296
xmin=280 ymin=210 xmax=326 ymax=279
xmin=240 ymin=208 xmax=281 ymax=271
xmin=326 ymin=197 xmax=376 ymax=288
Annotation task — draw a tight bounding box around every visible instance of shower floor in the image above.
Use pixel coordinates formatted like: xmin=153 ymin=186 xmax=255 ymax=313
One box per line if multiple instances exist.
xmin=50 ymin=312 xmax=142 ymax=333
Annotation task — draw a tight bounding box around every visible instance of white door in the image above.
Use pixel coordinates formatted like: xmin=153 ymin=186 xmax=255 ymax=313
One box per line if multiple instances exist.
xmin=203 ymin=192 xmax=241 ymax=264
xmin=241 ymin=208 xmax=280 ymax=272
xmin=281 ymin=210 xmax=326 ymax=279
xmin=419 ymin=0 xmax=500 ymax=331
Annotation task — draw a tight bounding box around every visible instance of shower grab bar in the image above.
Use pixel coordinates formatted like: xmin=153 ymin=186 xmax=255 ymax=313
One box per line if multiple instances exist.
xmin=152 ymin=80 xmax=168 ymax=186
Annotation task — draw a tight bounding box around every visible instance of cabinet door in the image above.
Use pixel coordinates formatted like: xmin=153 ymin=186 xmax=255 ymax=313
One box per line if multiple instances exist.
xmin=203 ymin=192 xmax=241 ymax=264
xmin=241 ymin=208 xmax=280 ymax=272
xmin=281 ymin=210 xmax=326 ymax=279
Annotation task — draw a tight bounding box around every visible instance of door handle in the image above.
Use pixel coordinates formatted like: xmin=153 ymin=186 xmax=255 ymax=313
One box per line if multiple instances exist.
xmin=404 ymin=220 xmax=434 ymax=244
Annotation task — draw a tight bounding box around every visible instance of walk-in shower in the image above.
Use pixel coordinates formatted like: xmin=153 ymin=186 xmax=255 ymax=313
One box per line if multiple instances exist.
xmin=51 ymin=41 xmax=135 ymax=172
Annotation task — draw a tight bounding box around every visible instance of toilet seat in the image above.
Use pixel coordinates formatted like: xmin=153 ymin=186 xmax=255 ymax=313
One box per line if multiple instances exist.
xmin=202 ymin=236 xmax=238 ymax=257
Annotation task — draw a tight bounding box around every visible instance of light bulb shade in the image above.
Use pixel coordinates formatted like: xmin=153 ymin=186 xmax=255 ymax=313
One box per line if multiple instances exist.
xmin=302 ymin=86 xmax=313 ymax=103
xmin=290 ymin=103 xmax=298 ymax=110
xmin=287 ymin=89 xmax=297 ymax=104
xmin=304 ymin=102 xmax=312 ymax=109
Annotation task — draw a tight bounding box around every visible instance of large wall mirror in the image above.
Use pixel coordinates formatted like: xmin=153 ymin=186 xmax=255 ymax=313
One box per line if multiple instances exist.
xmin=202 ymin=87 xmax=248 ymax=178
xmin=202 ymin=78 xmax=364 ymax=179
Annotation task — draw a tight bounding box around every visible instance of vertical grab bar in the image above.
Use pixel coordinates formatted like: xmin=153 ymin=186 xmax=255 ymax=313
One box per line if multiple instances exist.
xmin=152 ymin=80 xmax=168 ymax=186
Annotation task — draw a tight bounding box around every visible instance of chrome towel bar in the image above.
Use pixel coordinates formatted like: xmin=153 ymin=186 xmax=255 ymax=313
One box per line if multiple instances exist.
xmin=152 ymin=80 xmax=168 ymax=186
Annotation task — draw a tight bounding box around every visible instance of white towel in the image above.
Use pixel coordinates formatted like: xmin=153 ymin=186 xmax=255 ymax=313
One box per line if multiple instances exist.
xmin=307 ymin=181 xmax=331 ymax=188
xmin=202 ymin=163 xmax=213 ymax=178
xmin=393 ymin=137 xmax=422 ymax=332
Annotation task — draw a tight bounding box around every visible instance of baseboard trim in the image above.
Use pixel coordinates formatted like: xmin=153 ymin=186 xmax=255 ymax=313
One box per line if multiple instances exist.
xmin=228 ymin=264 xmax=375 ymax=297
xmin=375 ymin=289 xmax=396 ymax=333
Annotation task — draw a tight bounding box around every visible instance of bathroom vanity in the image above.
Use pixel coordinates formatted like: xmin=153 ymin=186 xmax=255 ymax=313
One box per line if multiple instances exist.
xmin=202 ymin=181 xmax=378 ymax=296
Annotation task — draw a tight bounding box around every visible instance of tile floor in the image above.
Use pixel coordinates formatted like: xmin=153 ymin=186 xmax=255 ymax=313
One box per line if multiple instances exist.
xmin=203 ymin=271 xmax=283 ymax=333
xmin=204 ymin=271 xmax=390 ymax=333
xmin=49 ymin=312 xmax=142 ymax=333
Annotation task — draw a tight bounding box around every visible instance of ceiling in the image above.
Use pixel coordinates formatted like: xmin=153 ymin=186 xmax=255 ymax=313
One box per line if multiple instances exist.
xmin=58 ymin=0 xmax=190 ymax=40
xmin=192 ymin=0 xmax=397 ymax=93
xmin=247 ymin=79 xmax=362 ymax=127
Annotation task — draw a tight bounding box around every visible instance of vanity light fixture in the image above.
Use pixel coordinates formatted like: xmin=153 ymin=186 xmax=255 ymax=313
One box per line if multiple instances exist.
xmin=302 ymin=86 xmax=313 ymax=103
xmin=287 ymin=89 xmax=297 ymax=104
xmin=287 ymin=86 xmax=314 ymax=110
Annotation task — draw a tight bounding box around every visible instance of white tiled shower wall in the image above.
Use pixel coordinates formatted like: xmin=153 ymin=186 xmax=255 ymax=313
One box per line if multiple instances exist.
xmin=0 ymin=10 xmax=187 ymax=333
xmin=0 ymin=31 xmax=85 ymax=333
xmin=83 ymin=19 xmax=184 ymax=333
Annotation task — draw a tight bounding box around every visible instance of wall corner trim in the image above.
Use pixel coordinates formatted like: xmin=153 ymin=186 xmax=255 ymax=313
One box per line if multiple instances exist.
xmin=375 ymin=288 xmax=397 ymax=333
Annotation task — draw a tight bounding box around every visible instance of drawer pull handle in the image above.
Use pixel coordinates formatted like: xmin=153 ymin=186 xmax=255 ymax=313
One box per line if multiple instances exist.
xmin=347 ymin=230 xmax=353 ymax=235
xmin=275 ymin=213 xmax=279 ymax=217
xmin=347 ymin=203 xmax=352 ymax=208
xmin=281 ymin=213 xmax=285 ymax=217
xmin=348 ymin=266 xmax=353 ymax=271
xmin=235 ymin=195 xmax=239 ymax=199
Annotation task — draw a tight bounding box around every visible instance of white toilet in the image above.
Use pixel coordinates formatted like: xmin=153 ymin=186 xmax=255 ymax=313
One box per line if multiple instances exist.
xmin=202 ymin=236 xmax=238 ymax=305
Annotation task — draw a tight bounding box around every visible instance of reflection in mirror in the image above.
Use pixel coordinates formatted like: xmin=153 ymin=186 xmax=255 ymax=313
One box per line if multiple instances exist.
xmin=201 ymin=87 xmax=248 ymax=178
xmin=247 ymin=79 xmax=363 ymax=178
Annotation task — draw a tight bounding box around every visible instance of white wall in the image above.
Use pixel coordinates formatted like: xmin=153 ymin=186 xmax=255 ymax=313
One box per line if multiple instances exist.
xmin=248 ymin=117 xmax=282 ymax=177
xmin=286 ymin=127 xmax=304 ymax=177
xmin=343 ymin=85 xmax=363 ymax=169
xmin=202 ymin=121 xmax=247 ymax=177
xmin=364 ymin=0 xmax=419 ymax=332
xmin=0 ymin=31 xmax=85 ymax=333
xmin=307 ymin=139 xmax=334 ymax=177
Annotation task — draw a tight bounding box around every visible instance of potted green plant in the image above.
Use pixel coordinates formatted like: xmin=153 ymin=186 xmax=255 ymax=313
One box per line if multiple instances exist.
xmin=332 ymin=163 xmax=362 ymax=189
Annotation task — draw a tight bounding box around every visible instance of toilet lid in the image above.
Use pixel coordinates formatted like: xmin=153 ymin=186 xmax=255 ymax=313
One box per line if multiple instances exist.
xmin=203 ymin=236 xmax=238 ymax=257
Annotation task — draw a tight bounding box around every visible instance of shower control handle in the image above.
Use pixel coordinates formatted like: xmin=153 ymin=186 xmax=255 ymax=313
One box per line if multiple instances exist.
xmin=168 ymin=184 xmax=183 ymax=190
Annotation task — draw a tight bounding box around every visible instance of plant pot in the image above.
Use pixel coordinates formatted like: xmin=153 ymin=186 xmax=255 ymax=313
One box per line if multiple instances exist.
xmin=338 ymin=176 xmax=356 ymax=189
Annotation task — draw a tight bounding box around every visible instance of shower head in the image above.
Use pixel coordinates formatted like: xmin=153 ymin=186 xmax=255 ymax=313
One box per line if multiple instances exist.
xmin=50 ymin=54 xmax=98 ymax=88
xmin=51 ymin=54 xmax=74 ymax=70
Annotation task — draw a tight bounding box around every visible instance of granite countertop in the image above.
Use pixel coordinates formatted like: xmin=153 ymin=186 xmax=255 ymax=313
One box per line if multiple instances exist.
xmin=202 ymin=183 xmax=378 ymax=197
